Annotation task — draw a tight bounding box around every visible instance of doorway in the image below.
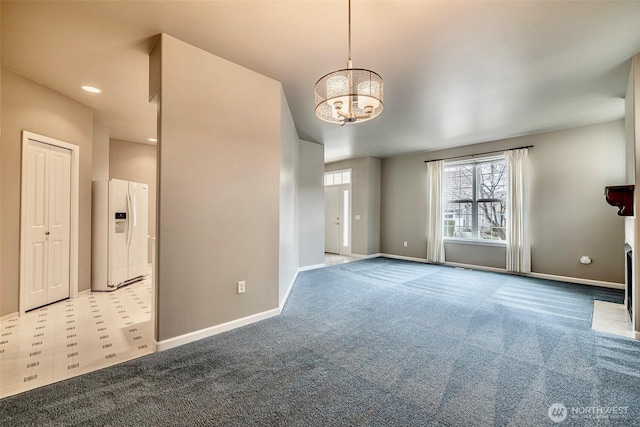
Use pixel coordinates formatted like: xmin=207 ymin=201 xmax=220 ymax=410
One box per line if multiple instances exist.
xmin=324 ymin=169 xmax=351 ymax=256
xmin=2 ymin=132 xmax=155 ymax=399
xmin=20 ymin=131 xmax=79 ymax=313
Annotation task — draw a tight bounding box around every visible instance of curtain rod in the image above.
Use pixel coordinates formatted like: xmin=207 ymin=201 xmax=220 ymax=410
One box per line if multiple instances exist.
xmin=423 ymin=145 xmax=534 ymax=164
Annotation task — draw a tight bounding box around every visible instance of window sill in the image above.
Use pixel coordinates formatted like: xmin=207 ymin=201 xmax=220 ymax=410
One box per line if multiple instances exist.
xmin=444 ymin=239 xmax=506 ymax=247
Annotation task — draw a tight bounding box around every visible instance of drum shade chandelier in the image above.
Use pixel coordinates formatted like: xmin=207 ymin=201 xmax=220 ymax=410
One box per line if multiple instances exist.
xmin=314 ymin=0 xmax=384 ymax=125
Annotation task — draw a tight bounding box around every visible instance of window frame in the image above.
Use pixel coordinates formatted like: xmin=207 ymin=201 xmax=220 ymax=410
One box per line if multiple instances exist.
xmin=443 ymin=155 xmax=507 ymax=244
xmin=324 ymin=169 xmax=351 ymax=187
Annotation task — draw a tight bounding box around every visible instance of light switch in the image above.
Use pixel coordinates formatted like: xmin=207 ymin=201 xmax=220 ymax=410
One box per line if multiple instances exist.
xmin=355 ymin=215 xmax=361 ymax=220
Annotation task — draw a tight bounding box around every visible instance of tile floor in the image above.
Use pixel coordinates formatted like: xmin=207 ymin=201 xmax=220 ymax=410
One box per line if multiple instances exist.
xmin=592 ymin=300 xmax=635 ymax=339
xmin=0 ymin=277 xmax=154 ymax=399
xmin=324 ymin=253 xmax=360 ymax=266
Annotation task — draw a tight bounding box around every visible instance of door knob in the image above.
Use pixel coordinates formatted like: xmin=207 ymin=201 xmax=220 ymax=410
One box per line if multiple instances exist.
xmin=45 ymin=231 xmax=50 ymax=235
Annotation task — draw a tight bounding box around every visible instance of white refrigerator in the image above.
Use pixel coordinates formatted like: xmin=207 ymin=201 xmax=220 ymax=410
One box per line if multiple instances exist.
xmin=92 ymin=179 xmax=149 ymax=291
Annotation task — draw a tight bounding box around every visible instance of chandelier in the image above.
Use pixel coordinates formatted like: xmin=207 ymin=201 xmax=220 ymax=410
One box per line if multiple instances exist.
xmin=314 ymin=0 xmax=384 ymax=125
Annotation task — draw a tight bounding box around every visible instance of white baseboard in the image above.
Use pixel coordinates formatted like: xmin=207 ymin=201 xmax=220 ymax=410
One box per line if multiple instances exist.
xmin=156 ymin=307 xmax=281 ymax=352
xmin=0 ymin=311 xmax=19 ymax=323
xmin=381 ymin=253 xmax=503 ymax=274
xmin=378 ymin=253 xmax=625 ymax=290
xmin=444 ymin=260 xmax=509 ymax=274
xmin=279 ymin=263 xmax=325 ymax=310
xmin=158 ymin=262 xmax=327 ymax=352
xmin=298 ymin=263 xmax=325 ymax=271
xmin=527 ymin=272 xmax=624 ymax=290
xmin=280 ymin=270 xmax=300 ymax=311
xmin=350 ymin=253 xmax=382 ymax=260
xmin=380 ymin=253 xmax=433 ymax=264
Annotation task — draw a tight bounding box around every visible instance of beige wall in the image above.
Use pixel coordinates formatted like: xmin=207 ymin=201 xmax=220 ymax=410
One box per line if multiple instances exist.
xmin=92 ymin=126 xmax=109 ymax=181
xmin=1 ymin=69 xmax=93 ymax=317
xmin=152 ymin=34 xmax=281 ymax=342
xmin=626 ymin=70 xmax=635 ymax=185
xmin=299 ymin=140 xmax=325 ymax=267
xmin=326 ymin=157 xmax=381 ymax=256
xmin=279 ymin=89 xmax=299 ymax=304
xmin=380 ymin=153 xmax=426 ymax=259
xmin=444 ymin=242 xmax=506 ymax=269
xmin=367 ymin=157 xmax=381 ymax=254
xmin=109 ymin=138 xmax=157 ymax=263
xmin=381 ymin=120 xmax=626 ymax=283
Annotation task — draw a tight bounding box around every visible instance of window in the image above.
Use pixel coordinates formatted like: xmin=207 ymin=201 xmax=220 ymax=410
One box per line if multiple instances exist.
xmin=324 ymin=170 xmax=351 ymax=187
xmin=443 ymin=157 xmax=506 ymax=241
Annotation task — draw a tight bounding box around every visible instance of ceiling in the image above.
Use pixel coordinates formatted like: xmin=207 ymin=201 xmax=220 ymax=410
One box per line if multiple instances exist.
xmin=2 ymin=1 xmax=639 ymax=163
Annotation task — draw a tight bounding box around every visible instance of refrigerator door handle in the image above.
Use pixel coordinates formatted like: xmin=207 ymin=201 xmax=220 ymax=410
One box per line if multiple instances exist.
xmin=126 ymin=192 xmax=133 ymax=248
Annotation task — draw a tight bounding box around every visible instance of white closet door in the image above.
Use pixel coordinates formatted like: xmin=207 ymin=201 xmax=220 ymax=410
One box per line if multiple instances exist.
xmin=24 ymin=140 xmax=71 ymax=311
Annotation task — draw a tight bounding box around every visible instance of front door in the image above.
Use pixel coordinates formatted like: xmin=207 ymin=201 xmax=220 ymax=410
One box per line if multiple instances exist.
xmin=23 ymin=139 xmax=71 ymax=311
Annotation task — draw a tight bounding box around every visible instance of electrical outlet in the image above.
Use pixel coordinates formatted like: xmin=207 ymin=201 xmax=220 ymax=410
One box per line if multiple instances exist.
xmin=237 ymin=281 xmax=245 ymax=294
xmin=403 ymin=241 xmax=408 ymax=247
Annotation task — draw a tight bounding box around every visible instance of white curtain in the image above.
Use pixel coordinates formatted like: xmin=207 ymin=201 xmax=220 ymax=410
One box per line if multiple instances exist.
xmin=426 ymin=160 xmax=445 ymax=263
xmin=505 ymin=148 xmax=530 ymax=273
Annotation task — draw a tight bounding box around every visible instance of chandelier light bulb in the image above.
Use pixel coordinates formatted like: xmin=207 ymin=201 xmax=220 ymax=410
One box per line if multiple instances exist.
xmin=357 ymin=80 xmax=381 ymax=111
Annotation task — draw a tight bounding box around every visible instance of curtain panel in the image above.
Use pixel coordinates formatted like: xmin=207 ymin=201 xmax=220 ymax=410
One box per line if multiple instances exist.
xmin=505 ymin=148 xmax=530 ymax=273
xmin=426 ymin=160 xmax=445 ymax=263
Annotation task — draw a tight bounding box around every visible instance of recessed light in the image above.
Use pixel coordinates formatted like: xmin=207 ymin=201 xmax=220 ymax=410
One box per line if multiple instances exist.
xmin=81 ymin=85 xmax=101 ymax=94
xmin=148 ymin=138 xmax=157 ymax=142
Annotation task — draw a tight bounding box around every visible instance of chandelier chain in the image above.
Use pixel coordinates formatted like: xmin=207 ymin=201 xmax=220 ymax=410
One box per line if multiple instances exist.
xmin=313 ymin=0 xmax=383 ymax=124
xmin=348 ymin=0 xmax=352 ymax=63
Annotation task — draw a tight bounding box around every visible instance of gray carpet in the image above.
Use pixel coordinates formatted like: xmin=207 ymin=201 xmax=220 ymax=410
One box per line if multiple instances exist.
xmin=2 ymin=257 xmax=639 ymax=426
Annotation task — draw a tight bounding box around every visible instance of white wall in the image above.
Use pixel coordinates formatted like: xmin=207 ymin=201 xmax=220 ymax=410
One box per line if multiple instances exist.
xmin=381 ymin=120 xmax=626 ymax=284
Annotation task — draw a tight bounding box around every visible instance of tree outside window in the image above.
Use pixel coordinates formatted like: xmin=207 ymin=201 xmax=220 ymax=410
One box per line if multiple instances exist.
xmin=443 ymin=158 xmax=506 ymax=241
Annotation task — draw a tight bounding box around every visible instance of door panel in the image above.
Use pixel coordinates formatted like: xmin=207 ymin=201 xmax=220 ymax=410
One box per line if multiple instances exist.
xmin=25 ymin=142 xmax=50 ymax=310
xmin=31 ymin=243 xmax=46 ymax=294
xmin=51 ymin=240 xmax=63 ymax=286
xmin=49 ymin=150 xmax=68 ymax=226
xmin=324 ymin=186 xmax=340 ymax=254
xmin=47 ymin=145 xmax=71 ymax=303
xmin=33 ymin=152 xmax=47 ymax=228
